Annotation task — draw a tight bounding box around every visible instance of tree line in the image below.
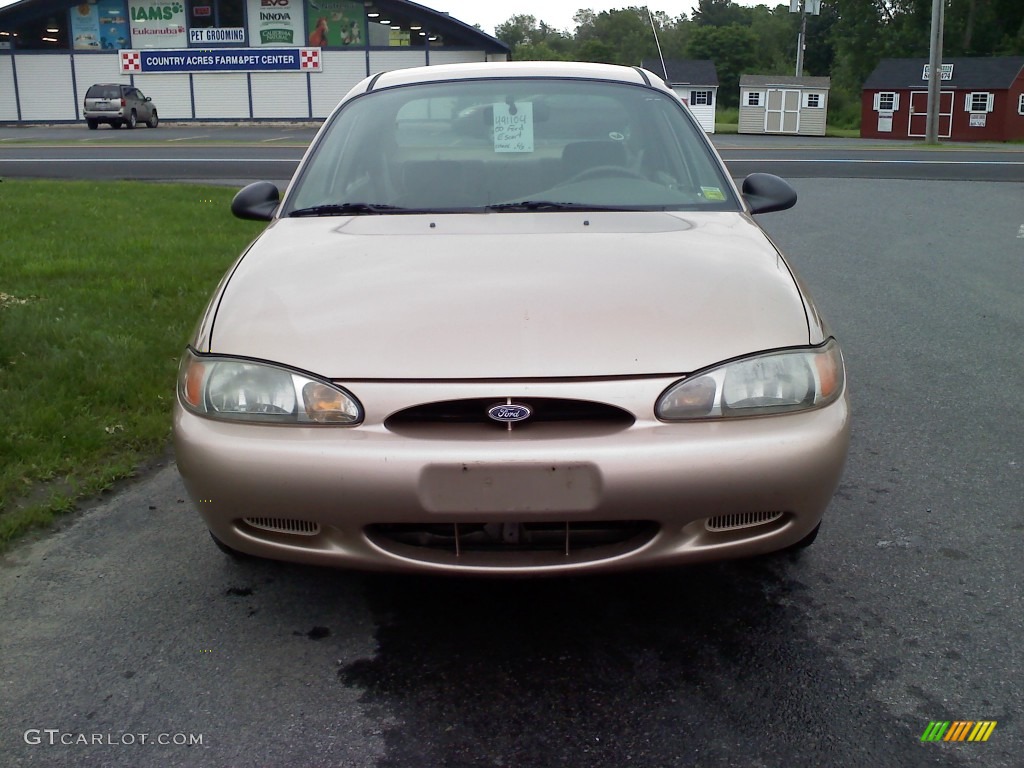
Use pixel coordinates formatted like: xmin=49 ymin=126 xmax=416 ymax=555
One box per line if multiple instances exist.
xmin=494 ymin=0 xmax=1024 ymax=125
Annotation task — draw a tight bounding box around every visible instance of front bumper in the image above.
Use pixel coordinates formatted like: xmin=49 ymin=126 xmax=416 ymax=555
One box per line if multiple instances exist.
xmin=173 ymin=377 xmax=850 ymax=575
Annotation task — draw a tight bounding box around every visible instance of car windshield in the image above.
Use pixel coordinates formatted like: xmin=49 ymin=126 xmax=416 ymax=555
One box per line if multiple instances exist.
xmin=284 ymin=78 xmax=739 ymax=215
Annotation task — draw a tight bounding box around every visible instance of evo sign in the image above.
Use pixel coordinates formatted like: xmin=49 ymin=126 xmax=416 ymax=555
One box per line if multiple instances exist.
xmin=119 ymin=47 xmax=321 ymax=72
xmin=247 ymin=0 xmax=303 ymax=46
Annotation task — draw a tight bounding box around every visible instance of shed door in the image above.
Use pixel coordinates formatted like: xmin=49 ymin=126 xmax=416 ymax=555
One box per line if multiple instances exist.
xmin=908 ymin=91 xmax=952 ymax=138
xmin=765 ymin=89 xmax=800 ymax=133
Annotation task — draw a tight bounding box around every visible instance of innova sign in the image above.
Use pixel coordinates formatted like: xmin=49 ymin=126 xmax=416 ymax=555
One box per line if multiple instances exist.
xmin=247 ymin=0 xmax=304 ymax=46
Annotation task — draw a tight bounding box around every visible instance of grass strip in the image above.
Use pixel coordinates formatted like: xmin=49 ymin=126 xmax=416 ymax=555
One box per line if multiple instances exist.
xmin=0 ymin=179 xmax=265 ymax=550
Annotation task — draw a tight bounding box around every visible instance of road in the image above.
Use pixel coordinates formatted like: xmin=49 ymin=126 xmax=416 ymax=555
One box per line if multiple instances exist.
xmin=1 ymin=124 xmax=1023 ymax=184
xmin=1 ymin=131 xmax=1022 ymax=767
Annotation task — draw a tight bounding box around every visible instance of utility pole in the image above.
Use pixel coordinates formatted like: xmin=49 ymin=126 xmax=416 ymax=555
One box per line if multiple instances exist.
xmin=795 ymin=9 xmax=807 ymax=76
xmin=925 ymin=0 xmax=945 ymax=144
xmin=790 ymin=0 xmax=820 ymax=77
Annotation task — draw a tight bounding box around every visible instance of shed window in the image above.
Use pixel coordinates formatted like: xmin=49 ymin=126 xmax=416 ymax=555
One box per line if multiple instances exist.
xmin=745 ymin=91 xmax=762 ymax=107
xmin=689 ymin=90 xmax=712 ymax=106
xmin=873 ymin=92 xmax=898 ymax=112
xmin=1019 ymin=94 xmax=1024 ymax=115
xmin=966 ymin=92 xmax=994 ymax=113
xmin=804 ymin=93 xmax=822 ymax=108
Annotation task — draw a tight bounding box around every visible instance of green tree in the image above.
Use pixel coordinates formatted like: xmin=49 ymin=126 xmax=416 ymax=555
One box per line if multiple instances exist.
xmin=498 ymin=0 xmax=1021 ymax=120
xmin=572 ymin=6 xmax=663 ymax=65
xmin=495 ymin=14 xmax=574 ymax=59
xmin=656 ymin=14 xmax=695 ymax=61
xmin=494 ymin=14 xmax=538 ymax=49
xmin=692 ymin=0 xmax=753 ymax=27
xmin=748 ymin=4 xmax=799 ymax=73
xmin=945 ymin=0 xmax=1024 ymax=55
xmin=686 ymin=24 xmax=761 ymax=107
xmin=828 ymin=0 xmax=888 ymax=91
xmin=515 ymin=41 xmax=574 ymax=61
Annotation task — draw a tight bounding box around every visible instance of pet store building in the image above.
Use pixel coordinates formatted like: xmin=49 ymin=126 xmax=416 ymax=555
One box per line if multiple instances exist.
xmin=0 ymin=0 xmax=509 ymax=122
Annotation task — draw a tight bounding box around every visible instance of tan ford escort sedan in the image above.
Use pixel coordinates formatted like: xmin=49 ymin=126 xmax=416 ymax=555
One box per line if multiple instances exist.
xmin=173 ymin=61 xmax=850 ymax=575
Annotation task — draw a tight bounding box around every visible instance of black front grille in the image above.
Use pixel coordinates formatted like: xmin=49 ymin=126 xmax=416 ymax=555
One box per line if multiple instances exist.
xmin=385 ymin=397 xmax=634 ymax=429
xmin=367 ymin=520 xmax=656 ymax=555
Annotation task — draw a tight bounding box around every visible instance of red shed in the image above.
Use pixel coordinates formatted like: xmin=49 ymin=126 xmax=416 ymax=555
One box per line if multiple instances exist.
xmin=861 ymin=56 xmax=1024 ymax=141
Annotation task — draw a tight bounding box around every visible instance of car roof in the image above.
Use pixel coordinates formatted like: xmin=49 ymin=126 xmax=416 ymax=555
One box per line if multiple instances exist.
xmin=363 ymin=61 xmax=666 ymax=94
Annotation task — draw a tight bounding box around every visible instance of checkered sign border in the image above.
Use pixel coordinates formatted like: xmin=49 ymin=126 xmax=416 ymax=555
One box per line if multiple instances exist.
xmin=299 ymin=48 xmax=321 ymax=72
xmin=120 ymin=50 xmax=141 ymax=73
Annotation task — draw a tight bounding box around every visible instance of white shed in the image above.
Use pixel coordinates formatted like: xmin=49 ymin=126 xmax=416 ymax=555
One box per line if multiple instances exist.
xmin=643 ymin=59 xmax=719 ymax=133
xmin=738 ymin=74 xmax=831 ymax=136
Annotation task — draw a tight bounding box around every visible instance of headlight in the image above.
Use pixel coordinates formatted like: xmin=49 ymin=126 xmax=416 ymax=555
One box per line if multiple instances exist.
xmin=656 ymin=339 xmax=844 ymax=420
xmin=177 ymin=349 xmax=362 ymax=425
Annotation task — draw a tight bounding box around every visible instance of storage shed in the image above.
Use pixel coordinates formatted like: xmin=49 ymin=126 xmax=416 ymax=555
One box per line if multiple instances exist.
xmin=0 ymin=0 xmax=509 ymax=123
xmin=642 ymin=58 xmax=718 ymax=133
xmin=738 ymin=74 xmax=830 ymax=136
xmin=861 ymin=57 xmax=1024 ymax=141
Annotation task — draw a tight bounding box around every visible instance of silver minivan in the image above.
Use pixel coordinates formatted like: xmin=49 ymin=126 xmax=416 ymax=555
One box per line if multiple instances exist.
xmin=83 ymin=83 xmax=158 ymax=130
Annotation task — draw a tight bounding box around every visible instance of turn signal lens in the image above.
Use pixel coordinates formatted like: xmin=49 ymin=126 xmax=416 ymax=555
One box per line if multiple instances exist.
xmin=303 ymin=381 xmax=361 ymax=423
xmin=656 ymin=374 xmax=717 ymax=419
xmin=182 ymin=357 xmax=207 ymax=408
xmin=814 ymin=346 xmax=841 ymax=400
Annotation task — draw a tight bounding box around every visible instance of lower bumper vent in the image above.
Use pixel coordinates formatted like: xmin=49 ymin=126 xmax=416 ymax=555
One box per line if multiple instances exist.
xmin=243 ymin=517 xmax=320 ymax=536
xmin=367 ymin=520 xmax=656 ymax=557
xmin=705 ymin=511 xmax=784 ymax=532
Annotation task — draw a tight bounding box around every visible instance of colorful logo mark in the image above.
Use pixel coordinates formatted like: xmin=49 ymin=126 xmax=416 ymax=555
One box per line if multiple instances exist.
xmin=921 ymin=721 xmax=997 ymax=742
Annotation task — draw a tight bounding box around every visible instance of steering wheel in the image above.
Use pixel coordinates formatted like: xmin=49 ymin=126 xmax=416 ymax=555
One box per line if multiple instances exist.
xmin=563 ymin=165 xmax=647 ymax=184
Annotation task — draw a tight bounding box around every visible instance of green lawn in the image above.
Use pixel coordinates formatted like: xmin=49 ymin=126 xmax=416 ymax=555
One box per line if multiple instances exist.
xmin=0 ymin=180 xmax=265 ymax=549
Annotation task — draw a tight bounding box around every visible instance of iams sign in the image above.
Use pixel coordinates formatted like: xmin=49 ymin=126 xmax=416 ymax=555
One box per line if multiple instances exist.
xmin=131 ymin=4 xmax=183 ymax=21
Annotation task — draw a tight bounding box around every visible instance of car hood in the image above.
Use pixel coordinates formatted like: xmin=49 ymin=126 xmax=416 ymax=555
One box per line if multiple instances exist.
xmin=205 ymin=212 xmax=810 ymax=379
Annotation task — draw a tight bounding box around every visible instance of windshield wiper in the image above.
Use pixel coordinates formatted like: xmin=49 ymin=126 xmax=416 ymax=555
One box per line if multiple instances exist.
xmin=288 ymin=202 xmax=406 ymax=217
xmin=485 ymin=201 xmax=632 ymax=212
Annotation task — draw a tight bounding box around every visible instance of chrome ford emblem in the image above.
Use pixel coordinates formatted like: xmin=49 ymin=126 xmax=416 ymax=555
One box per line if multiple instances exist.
xmin=487 ymin=402 xmax=533 ymax=423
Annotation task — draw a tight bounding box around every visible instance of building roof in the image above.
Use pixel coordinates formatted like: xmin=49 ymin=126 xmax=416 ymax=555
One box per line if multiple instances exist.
xmin=863 ymin=56 xmax=1024 ymax=90
xmin=740 ymin=74 xmax=830 ymax=89
xmin=641 ymin=59 xmax=719 ymax=87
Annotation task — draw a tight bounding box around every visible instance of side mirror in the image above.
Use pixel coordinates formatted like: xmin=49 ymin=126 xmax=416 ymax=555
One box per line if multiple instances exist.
xmin=231 ymin=181 xmax=280 ymax=221
xmin=741 ymin=173 xmax=797 ymax=215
